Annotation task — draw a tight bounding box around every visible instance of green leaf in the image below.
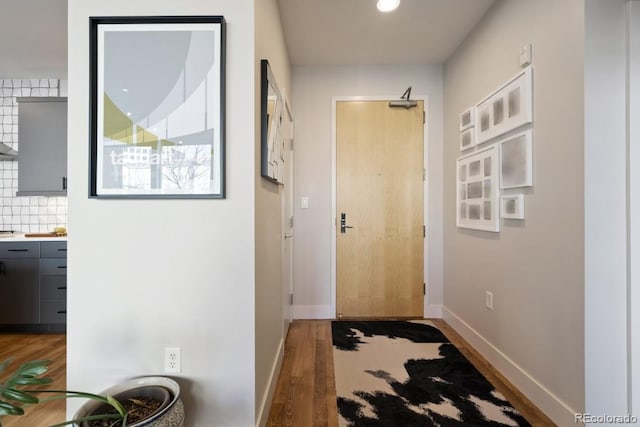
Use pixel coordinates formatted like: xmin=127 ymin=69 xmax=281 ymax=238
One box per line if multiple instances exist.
xmin=107 ymin=394 xmax=127 ymax=418
xmin=0 ymin=401 xmax=24 ymax=416
xmin=14 ymin=377 xmax=53 ymax=386
xmin=16 ymin=360 xmax=50 ymax=378
xmin=0 ymin=388 xmax=39 ymax=404
xmin=0 ymin=358 xmax=14 ymax=375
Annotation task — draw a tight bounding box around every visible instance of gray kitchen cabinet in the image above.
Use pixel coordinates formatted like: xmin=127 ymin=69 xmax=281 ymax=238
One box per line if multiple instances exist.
xmin=39 ymin=241 xmax=67 ymax=326
xmin=16 ymin=97 xmax=68 ymax=196
xmin=0 ymin=242 xmax=40 ymax=325
xmin=0 ymin=241 xmax=67 ymax=331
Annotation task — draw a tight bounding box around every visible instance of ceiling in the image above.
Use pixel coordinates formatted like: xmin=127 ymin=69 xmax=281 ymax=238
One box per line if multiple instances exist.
xmin=277 ymin=0 xmax=495 ymax=65
xmin=0 ymin=0 xmax=494 ymax=77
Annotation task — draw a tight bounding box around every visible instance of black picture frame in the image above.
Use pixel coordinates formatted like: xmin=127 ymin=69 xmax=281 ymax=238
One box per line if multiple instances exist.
xmin=260 ymin=59 xmax=285 ymax=185
xmin=89 ymin=16 xmax=226 ymax=198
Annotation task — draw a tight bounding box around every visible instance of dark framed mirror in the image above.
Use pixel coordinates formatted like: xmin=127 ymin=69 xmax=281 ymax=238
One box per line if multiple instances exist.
xmin=260 ymin=59 xmax=285 ymax=184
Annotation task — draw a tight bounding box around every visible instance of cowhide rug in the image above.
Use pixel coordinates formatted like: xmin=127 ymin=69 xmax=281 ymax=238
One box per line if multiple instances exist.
xmin=332 ymin=320 xmax=531 ymax=427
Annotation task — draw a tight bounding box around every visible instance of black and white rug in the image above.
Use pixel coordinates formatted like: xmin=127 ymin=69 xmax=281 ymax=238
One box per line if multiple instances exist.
xmin=332 ymin=320 xmax=531 ymax=427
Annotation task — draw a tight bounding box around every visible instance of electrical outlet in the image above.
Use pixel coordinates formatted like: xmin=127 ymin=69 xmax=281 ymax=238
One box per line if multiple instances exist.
xmin=164 ymin=347 xmax=181 ymax=373
xmin=485 ymin=291 xmax=494 ymax=310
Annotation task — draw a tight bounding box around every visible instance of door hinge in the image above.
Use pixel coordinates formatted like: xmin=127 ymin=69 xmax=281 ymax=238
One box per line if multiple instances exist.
xmin=289 ymin=216 xmax=294 ymax=228
xmin=290 ymin=293 xmax=293 ymax=305
xmin=423 ymin=283 xmax=426 ymax=295
xmin=423 ymin=111 xmax=426 ymax=124
xmin=423 ymin=225 xmax=426 ymax=238
xmin=423 ymin=168 xmax=426 ymax=182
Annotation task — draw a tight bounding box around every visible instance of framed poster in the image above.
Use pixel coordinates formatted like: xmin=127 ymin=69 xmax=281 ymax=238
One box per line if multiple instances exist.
xmin=460 ymin=127 xmax=475 ymax=151
xmin=459 ymin=106 xmax=475 ymax=131
xmin=457 ymin=145 xmax=500 ymax=232
xmin=475 ymin=66 xmax=532 ymax=145
xmin=89 ymin=16 xmax=226 ymax=198
xmin=499 ymin=129 xmax=533 ymax=189
xmin=501 ymin=194 xmax=525 ymax=219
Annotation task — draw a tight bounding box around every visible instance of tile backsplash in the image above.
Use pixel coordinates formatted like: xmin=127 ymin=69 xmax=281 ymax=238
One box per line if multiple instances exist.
xmin=0 ymin=78 xmax=68 ymax=233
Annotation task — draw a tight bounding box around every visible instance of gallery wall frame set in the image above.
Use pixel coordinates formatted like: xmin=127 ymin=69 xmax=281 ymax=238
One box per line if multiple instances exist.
xmin=455 ymin=66 xmax=534 ymax=231
xmin=89 ymin=16 xmax=226 ymax=198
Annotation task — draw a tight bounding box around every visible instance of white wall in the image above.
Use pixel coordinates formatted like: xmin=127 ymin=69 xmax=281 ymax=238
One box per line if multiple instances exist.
xmin=67 ymin=1 xmax=256 ymax=426
xmin=585 ymin=0 xmax=639 ymax=421
xmin=254 ymin=0 xmax=291 ymax=424
xmin=629 ymin=1 xmax=640 ymax=416
xmin=291 ymin=64 xmax=444 ymax=319
xmin=443 ymin=1 xmax=584 ymax=424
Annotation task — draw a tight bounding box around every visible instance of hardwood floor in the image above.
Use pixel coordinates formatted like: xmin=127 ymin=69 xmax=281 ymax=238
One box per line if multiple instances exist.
xmin=267 ymin=319 xmax=556 ymax=427
xmin=0 ymin=333 xmax=66 ymax=427
xmin=0 ymin=322 xmax=555 ymax=426
xmin=268 ymin=320 xmax=339 ymax=427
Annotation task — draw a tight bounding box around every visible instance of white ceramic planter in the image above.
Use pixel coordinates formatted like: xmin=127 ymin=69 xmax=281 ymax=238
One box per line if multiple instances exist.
xmin=72 ymin=376 xmax=184 ymax=427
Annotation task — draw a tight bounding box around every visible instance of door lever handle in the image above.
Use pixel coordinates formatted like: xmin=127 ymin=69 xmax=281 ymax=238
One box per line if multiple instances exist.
xmin=284 ymin=233 xmax=293 ymax=239
xmin=340 ymin=213 xmax=354 ymax=234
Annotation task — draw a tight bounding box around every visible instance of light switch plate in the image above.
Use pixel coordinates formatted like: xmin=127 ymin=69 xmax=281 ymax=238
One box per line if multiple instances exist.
xmin=519 ymin=44 xmax=532 ymax=67
xmin=301 ymin=197 xmax=309 ymax=209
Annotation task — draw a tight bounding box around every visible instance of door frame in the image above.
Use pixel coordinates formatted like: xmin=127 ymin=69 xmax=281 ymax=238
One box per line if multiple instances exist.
xmin=282 ymin=99 xmax=294 ymax=330
xmin=330 ymin=95 xmax=430 ymax=318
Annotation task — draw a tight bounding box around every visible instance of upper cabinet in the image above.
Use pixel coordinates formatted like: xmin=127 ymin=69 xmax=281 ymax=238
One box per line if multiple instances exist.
xmin=16 ymin=97 xmax=67 ymax=196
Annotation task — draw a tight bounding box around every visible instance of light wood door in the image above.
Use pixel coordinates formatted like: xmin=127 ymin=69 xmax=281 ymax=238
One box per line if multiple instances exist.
xmin=336 ymin=100 xmax=424 ymax=317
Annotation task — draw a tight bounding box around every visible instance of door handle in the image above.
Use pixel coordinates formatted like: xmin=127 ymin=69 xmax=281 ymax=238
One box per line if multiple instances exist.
xmin=284 ymin=233 xmax=293 ymax=239
xmin=340 ymin=213 xmax=354 ymax=234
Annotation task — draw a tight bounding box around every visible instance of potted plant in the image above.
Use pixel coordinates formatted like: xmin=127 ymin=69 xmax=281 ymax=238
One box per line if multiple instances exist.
xmin=0 ymin=358 xmax=184 ymax=427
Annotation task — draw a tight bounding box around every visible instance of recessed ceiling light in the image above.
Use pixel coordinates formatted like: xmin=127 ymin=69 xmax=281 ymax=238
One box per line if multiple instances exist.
xmin=377 ymin=0 xmax=400 ymax=13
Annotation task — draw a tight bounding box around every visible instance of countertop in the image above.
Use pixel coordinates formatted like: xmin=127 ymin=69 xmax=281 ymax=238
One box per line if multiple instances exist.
xmin=0 ymin=232 xmax=67 ymax=242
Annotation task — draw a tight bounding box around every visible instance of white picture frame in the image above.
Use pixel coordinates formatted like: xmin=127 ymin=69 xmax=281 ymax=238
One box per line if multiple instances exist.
xmin=475 ymin=66 xmax=533 ymax=145
xmin=501 ymin=194 xmax=525 ymax=219
xmin=459 ymin=106 xmax=475 ymax=131
xmin=459 ymin=127 xmax=475 ymax=151
xmin=456 ymin=145 xmax=500 ymax=232
xmin=499 ymin=129 xmax=533 ymax=189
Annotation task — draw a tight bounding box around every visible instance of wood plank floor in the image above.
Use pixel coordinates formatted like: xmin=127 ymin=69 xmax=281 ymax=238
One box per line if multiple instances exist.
xmin=0 ymin=321 xmax=555 ymax=426
xmin=0 ymin=333 xmax=66 ymax=427
xmin=267 ymin=319 xmax=556 ymax=427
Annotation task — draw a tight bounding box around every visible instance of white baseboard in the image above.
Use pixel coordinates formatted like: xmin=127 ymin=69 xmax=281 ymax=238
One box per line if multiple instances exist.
xmin=425 ymin=304 xmax=443 ymax=318
xmin=442 ymin=307 xmax=578 ymax=426
xmin=293 ymin=304 xmax=332 ymax=319
xmin=256 ymin=337 xmax=285 ymax=427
